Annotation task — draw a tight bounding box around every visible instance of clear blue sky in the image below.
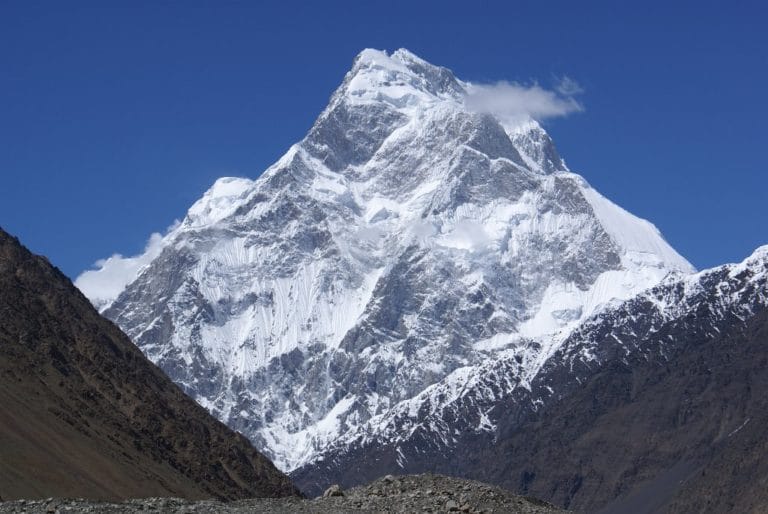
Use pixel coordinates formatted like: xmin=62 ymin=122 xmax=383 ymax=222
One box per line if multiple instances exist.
xmin=1 ymin=0 xmax=766 ymax=277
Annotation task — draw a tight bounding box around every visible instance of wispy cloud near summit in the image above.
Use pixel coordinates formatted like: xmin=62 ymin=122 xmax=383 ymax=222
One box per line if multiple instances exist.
xmin=465 ymin=77 xmax=584 ymax=129
xmin=75 ymin=222 xmax=178 ymax=310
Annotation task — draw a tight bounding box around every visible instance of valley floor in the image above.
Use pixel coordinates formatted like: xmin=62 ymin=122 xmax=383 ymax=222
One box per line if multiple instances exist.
xmin=0 ymin=475 xmax=563 ymax=513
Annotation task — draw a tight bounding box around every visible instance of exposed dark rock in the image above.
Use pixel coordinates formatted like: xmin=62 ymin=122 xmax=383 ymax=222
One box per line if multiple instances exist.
xmin=0 ymin=227 xmax=299 ymax=501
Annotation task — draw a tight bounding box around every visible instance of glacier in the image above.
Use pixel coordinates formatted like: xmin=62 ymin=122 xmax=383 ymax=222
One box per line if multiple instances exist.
xmin=77 ymin=48 xmax=693 ymax=471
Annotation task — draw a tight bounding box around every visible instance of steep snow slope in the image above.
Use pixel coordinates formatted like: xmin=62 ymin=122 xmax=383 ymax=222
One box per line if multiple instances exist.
xmin=78 ymin=49 xmax=692 ymax=471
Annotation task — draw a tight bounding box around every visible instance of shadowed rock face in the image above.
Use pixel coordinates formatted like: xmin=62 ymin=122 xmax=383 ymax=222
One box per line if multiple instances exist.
xmin=0 ymin=227 xmax=299 ymax=501
xmin=511 ymin=309 xmax=768 ymax=514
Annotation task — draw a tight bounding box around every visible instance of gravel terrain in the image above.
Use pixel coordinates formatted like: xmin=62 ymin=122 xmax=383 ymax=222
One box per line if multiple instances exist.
xmin=0 ymin=475 xmax=564 ymax=513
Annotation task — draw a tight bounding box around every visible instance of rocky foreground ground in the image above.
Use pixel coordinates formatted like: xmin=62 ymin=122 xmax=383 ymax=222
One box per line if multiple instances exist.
xmin=0 ymin=474 xmax=564 ymax=513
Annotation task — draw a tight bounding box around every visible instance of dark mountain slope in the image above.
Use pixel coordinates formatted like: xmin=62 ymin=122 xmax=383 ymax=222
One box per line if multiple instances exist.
xmin=477 ymin=302 xmax=768 ymax=513
xmin=0 ymin=227 xmax=299 ymax=501
xmin=608 ymin=308 xmax=768 ymax=514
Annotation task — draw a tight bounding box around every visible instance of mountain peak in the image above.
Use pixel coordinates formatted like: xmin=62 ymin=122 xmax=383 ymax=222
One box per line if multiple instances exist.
xmin=726 ymin=244 xmax=768 ymax=279
xmin=83 ymin=50 xmax=693 ymax=473
xmin=352 ymin=48 xmax=449 ymax=77
xmin=323 ymin=49 xmax=567 ymax=175
xmin=508 ymin=118 xmax=568 ymax=173
xmin=750 ymin=244 xmax=768 ymax=260
xmin=341 ymin=48 xmax=464 ymax=108
xmin=390 ymin=47 xmax=427 ymax=64
xmin=185 ymin=176 xmax=254 ymax=228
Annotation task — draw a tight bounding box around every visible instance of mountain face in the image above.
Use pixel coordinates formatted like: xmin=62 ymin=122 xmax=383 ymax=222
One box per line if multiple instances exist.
xmin=293 ymin=247 xmax=768 ymax=513
xmin=80 ymin=48 xmax=692 ymax=474
xmin=0 ymin=228 xmax=299 ymax=501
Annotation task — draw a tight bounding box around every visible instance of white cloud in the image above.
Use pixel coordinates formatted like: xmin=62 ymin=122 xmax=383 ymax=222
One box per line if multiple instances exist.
xmin=441 ymin=219 xmax=491 ymax=251
xmin=75 ymin=221 xmax=179 ymax=311
xmin=465 ymin=77 xmax=584 ymax=129
xmin=555 ymin=76 xmax=584 ymax=96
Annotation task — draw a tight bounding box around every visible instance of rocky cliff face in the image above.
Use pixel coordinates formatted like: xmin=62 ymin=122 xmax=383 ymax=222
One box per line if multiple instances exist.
xmin=80 ymin=48 xmax=691 ymax=473
xmin=0 ymin=227 xmax=299 ymax=501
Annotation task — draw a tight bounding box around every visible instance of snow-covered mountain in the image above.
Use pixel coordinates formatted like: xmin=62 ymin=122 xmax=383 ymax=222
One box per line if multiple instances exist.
xmin=77 ymin=48 xmax=692 ymax=472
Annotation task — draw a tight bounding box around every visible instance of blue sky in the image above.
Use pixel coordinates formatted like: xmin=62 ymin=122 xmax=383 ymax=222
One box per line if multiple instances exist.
xmin=1 ymin=0 xmax=766 ymax=277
